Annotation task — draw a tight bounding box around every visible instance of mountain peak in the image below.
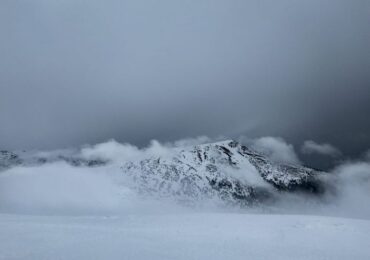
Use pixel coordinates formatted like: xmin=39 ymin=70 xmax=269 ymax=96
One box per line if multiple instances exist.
xmin=121 ymin=140 xmax=323 ymax=206
xmin=0 ymin=140 xmax=324 ymax=207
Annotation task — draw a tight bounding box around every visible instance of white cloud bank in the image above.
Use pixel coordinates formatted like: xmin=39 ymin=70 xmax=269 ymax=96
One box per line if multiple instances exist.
xmin=0 ymin=162 xmax=124 ymax=215
xmin=250 ymin=137 xmax=301 ymax=165
xmin=323 ymin=161 xmax=370 ymax=218
xmin=1 ymin=136 xmax=370 ymax=219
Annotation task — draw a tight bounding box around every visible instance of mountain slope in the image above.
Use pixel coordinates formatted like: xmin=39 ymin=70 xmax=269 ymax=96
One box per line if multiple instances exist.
xmin=1 ymin=140 xmax=324 ymax=207
xmin=121 ymin=140 xmax=323 ymax=206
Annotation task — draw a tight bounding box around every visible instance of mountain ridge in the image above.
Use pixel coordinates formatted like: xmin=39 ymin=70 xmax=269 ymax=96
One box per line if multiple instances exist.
xmin=120 ymin=140 xmax=324 ymax=206
xmin=1 ymin=140 xmax=325 ymax=206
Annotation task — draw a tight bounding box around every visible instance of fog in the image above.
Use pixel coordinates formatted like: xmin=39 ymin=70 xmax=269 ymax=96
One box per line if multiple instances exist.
xmin=0 ymin=163 xmax=122 ymax=215
xmin=1 ymin=2 xmax=370 ymax=258
xmin=1 ymin=137 xmax=369 ymax=219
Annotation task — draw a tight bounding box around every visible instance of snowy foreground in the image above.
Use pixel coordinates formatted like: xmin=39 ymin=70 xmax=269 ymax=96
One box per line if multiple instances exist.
xmin=1 ymin=213 xmax=370 ymax=260
xmin=1 ymin=140 xmax=370 ymax=259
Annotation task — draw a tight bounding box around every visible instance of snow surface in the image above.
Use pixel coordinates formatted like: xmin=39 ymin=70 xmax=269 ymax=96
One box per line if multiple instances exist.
xmin=2 ymin=140 xmax=370 ymax=259
xmin=1 ymin=213 xmax=370 ymax=260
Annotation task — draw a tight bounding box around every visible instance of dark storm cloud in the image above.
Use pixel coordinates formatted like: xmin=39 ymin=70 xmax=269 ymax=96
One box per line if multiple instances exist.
xmin=1 ymin=0 xmax=369 ymax=157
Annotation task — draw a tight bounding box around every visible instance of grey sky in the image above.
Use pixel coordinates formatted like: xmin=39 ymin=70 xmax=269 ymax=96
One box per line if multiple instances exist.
xmin=1 ymin=0 xmax=369 ymax=159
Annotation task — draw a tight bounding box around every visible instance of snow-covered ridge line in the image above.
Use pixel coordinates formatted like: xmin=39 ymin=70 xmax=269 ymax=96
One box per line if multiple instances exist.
xmin=120 ymin=140 xmax=324 ymax=206
xmin=0 ymin=140 xmax=325 ymax=207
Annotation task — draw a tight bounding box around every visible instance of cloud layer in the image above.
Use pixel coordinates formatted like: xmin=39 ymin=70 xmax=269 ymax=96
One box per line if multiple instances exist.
xmin=0 ymin=0 xmax=369 ymax=160
xmin=249 ymin=137 xmax=301 ymax=165
xmin=0 ymin=137 xmax=369 ymax=218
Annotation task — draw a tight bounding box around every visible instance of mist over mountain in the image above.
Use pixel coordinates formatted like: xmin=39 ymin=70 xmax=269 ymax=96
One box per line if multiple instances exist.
xmin=1 ymin=0 xmax=370 ymax=164
xmin=1 ymin=137 xmax=369 ymax=219
xmin=1 ymin=1 xmax=370 ymax=259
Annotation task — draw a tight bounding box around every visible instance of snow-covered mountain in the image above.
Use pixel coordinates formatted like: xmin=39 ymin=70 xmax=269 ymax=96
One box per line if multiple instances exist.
xmin=0 ymin=140 xmax=324 ymax=207
xmin=1 ymin=142 xmax=369 ymax=260
xmin=120 ymin=140 xmax=323 ymax=206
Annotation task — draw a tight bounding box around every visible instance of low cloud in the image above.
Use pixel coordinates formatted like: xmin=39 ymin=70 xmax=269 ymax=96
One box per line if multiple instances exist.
xmin=301 ymin=140 xmax=342 ymax=157
xmin=166 ymin=136 xmax=214 ymax=148
xmin=1 ymin=136 xmax=370 ymax=219
xmin=323 ymin=161 xmax=370 ymax=218
xmin=80 ymin=139 xmax=175 ymax=163
xmin=0 ymin=162 xmax=124 ymax=215
xmin=250 ymin=137 xmax=301 ymax=165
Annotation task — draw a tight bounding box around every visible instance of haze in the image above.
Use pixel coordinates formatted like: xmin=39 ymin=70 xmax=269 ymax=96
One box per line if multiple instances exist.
xmin=1 ymin=0 xmax=369 ymax=160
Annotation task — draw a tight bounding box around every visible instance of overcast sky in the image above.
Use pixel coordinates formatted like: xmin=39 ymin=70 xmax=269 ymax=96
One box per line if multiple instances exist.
xmin=1 ymin=0 xmax=369 ymax=158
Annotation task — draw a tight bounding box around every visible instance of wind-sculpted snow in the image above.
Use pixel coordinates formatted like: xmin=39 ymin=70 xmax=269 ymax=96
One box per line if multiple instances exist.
xmin=120 ymin=140 xmax=323 ymax=206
